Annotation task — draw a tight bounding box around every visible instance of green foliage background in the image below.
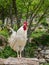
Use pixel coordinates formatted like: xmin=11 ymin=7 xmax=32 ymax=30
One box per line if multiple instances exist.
xmin=0 ymin=0 xmax=49 ymax=59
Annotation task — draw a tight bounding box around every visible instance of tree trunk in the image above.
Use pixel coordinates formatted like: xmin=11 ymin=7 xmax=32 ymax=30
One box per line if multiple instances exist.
xmin=12 ymin=0 xmax=21 ymax=29
xmin=0 ymin=57 xmax=39 ymax=65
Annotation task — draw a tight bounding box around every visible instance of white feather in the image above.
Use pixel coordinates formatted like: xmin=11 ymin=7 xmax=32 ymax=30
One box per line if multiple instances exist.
xmin=8 ymin=26 xmax=27 ymax=52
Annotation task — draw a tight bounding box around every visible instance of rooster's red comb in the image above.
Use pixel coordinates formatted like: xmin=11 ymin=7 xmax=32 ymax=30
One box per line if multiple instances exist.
xmin=24 ymin=21 xmax=27 ymax=26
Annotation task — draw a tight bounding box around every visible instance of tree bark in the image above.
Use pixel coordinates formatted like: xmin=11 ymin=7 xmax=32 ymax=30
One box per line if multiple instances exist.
xmin=0 ymin=57 xmax=39 ymax=65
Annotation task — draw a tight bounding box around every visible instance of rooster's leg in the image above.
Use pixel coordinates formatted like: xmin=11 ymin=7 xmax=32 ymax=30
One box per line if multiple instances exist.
xmin=20 ymin=51 xmax=22 ymax=58
xmin=17 ymin=51 xmax=19 ymax=58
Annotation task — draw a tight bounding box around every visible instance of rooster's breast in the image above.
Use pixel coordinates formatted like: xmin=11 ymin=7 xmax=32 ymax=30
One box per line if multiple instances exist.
xmin=13 ymin=27 xmax=27 ymax=51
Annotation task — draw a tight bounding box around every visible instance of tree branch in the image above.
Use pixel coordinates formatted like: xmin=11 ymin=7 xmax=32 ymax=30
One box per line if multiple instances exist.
xmin=27 ymin=0 xmax=44 ymax=38
xmin=27 ymin=6 xmax=49 ymax=43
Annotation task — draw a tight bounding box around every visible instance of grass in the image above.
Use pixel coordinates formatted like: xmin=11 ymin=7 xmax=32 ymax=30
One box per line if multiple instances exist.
xmin=0 ymin=20 xmax=2 ymax=25
xmin=0 ymin=46 xmax=17 ymax=58
xmin=0 ymin=28 xmax=9 ymax=38
xmin=31 ymin=31 xmax=46 ymax=38
xmin=44 ymin=63 xmax=49 ymax=65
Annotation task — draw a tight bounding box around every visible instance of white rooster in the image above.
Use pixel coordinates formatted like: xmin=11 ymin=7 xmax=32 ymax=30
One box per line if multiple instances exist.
xmin=8 ymin=22 xmax=28 ymax=58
